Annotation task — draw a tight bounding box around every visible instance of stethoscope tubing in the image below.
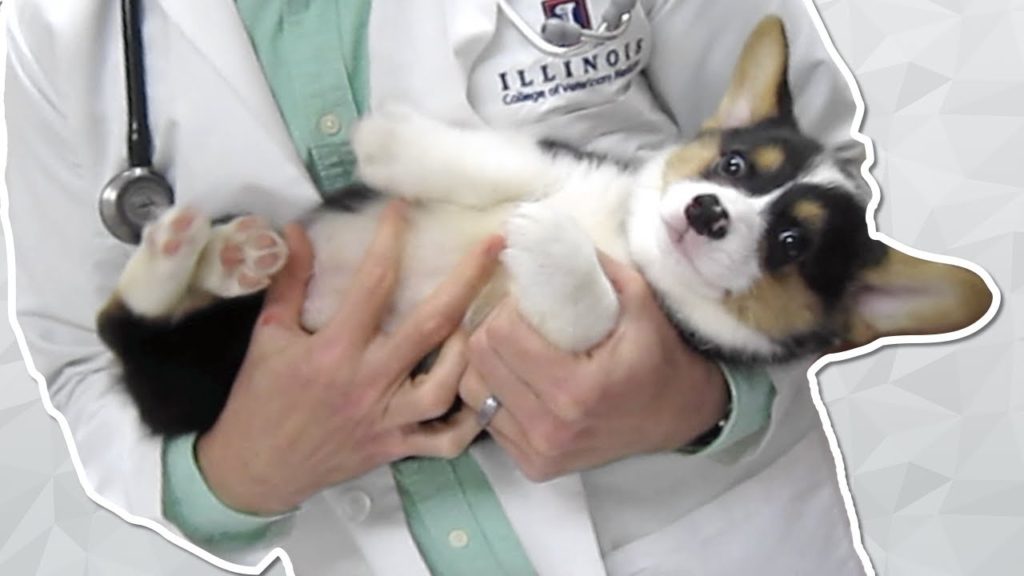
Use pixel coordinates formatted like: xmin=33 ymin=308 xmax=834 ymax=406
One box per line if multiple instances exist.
xmin=99 ymin=0 xmax=175 ymax=244
xmin=122 ymin=0 xmax=154 ymax=168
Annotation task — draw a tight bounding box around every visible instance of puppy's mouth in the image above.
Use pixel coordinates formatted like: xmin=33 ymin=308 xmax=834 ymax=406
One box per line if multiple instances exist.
xmin=661 ymin=213 xmax=696 ymax=256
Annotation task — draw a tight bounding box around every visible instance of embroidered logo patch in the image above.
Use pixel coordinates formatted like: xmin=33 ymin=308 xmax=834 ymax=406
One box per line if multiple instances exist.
xmin=542 ymin=0 xmax=592 ymax=30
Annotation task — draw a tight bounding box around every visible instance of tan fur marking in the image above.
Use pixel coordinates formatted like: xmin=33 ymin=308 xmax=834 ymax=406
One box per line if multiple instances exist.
xmin=724 ymin=268 xmax=823 ymax=339
xmin=793 ymin=200 xmax=826 ymax=230
xmin=754 ymin=145 xmax=786 ymax=174
xmin=704 ymin=17 xmax=788 ymax=131
xmin=844 ymin=249 xmax=993 ymax=346
xmin=663 ymin=135 xmax=721 ymax=188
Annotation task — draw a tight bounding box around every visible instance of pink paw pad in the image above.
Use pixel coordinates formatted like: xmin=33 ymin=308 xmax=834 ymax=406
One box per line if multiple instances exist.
xmin=144 ymin=207 xmax=205 ymax=257
xmin=218 ymin=216 xmax=288 ymax=290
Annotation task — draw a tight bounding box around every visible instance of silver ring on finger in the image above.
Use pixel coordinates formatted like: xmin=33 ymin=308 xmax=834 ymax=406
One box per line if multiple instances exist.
xmin=477 ymin=395 xmax=502 ymax=428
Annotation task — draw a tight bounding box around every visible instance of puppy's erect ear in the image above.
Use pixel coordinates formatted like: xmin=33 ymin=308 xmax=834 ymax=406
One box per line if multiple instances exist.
xmin=842 ymin=247 xmax=994 ymax=348
xmin=705 ymin=16 xmax=793 ymax=131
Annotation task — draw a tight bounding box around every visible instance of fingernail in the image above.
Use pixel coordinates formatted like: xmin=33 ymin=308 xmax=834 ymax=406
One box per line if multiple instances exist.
xmin=389 ymin=199 xmax=410 ymax=219
xmin=282 ymin=222 xmax=302 ymax=240
xmin=484 ymin=235 xmax=506 ymax=258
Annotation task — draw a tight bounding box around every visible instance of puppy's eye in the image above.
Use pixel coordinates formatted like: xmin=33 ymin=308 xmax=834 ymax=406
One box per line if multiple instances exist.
xmin=718 ymin=152 xmax=749 ymax=179
xmin=777 ymin=228 xmax=809 ymax=262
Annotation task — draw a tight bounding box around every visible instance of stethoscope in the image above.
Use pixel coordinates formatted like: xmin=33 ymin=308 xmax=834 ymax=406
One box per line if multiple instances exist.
xmin=99 ymin=0 xmax=174 ymax=245
xmin=98 ymin=0 xmax=638 ymax=243
xmin=497 ymin=0 xmax=638 ymax=56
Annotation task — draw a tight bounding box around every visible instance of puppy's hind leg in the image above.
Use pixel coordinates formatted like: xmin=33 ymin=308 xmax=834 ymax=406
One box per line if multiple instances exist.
xmin=503 ymin=204 xmax=620 ymax=353
xmin=100 ymin=208 xmax=280 ymax=435
xmin=114 ymin=209 xmax=288 ymax=320
xmin=114 ymin=206 xmax=214 ymax=319
xmin=193 ymin=215 xmax=288 ymax=299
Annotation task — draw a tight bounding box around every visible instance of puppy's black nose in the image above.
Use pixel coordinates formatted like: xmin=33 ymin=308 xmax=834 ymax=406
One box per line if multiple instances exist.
xmin=685 ymin=194 xmax=730 ymax=239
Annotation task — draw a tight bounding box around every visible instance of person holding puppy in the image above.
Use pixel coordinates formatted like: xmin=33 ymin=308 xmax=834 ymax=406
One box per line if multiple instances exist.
xmin=6 ymin=0 xmax=868 ymax=574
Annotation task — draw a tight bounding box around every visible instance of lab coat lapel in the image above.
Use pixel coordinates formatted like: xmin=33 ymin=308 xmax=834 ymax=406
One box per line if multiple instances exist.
xmin=443 ymin=0 xmax=500 ymax=83
xmin=441 ymin=0 xmax=499 ymax=126
xmin=471 ymin=441 xmax=608 ymax=575
xmin=155 ymin=0 xmax=300 ymax=171
xmin=367 ymin=0 xmax=496 ymax=125
xmin=322 ymin=468 xmax=433 ymax=576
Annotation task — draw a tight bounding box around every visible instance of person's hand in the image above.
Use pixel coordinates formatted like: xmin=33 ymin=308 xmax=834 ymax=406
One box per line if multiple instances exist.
xmin=460 ymin=252 xmax=729 ymax=482
xmin=197 ymin=202 xmax=502 ymax=515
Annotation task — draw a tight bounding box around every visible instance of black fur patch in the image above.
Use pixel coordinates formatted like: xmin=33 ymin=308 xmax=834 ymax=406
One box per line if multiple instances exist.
xmin=322 ymin=182 xmax=383 ymax=212
xmin=97 ymin=295 xmax=263 ymax=435
xmin=768 ymin=185 xmax=885 ymax=308
xmin=702 ymin=119 xmax=822 ymax=196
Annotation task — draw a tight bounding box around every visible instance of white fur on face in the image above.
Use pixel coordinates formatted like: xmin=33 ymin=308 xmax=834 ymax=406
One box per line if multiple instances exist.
xmin=627 ymin=157 xmax=783 ymax=356
xmin=659 ymin=180 xmax=774 ymax=295
xmin=797 ymin=159 xmax=853 ymax=192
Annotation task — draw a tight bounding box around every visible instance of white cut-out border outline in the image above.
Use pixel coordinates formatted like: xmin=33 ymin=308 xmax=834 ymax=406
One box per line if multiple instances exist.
xmin=0 ymin=1 xmax=1002 ymax=575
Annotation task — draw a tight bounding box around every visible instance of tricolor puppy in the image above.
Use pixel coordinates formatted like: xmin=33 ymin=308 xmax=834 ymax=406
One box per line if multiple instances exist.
xmin=98 ymin=16 xmax=994 ymax=436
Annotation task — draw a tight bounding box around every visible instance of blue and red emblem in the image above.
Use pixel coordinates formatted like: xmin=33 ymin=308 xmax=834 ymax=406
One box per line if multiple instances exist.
xmin=542 ymin=0 xmax=592 ymax=30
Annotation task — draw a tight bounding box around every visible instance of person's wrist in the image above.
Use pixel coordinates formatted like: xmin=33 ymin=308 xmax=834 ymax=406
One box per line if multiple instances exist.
xmin=672 ymin=356 xmax=730 ymax=450
xmin=195 ymin=425 xmax=300 ymax=517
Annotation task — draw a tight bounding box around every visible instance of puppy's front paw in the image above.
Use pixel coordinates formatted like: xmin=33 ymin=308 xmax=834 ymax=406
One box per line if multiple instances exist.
xmin=195 ymin=216 xmax=288 ymax=298
xmin=503 ymin=204 xmax=619 ymax=352
xmin=118 ymin=206 xmax=213 ymax=318
xmin=352 ymin=107 xmax=437 ymax=193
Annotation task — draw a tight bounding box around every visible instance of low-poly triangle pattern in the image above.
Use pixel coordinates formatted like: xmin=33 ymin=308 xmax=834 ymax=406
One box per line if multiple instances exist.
xmin=818 ymin=0 xmax=1024 ymax=574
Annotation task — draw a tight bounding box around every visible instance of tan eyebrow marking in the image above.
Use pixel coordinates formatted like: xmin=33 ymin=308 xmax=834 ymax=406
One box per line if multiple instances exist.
xmin=753 ymin=145 xmax=786 ymax=173
xmin=793 ymin=199 xmax=826 ymax=230
xmin=662 ymin=135 xmax=722 ymax=192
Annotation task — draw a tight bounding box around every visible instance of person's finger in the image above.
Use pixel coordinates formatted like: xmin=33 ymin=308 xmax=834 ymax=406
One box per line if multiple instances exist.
xmin=458 ymin=365 xmax=531 ymax=442
xmin=482 ymin=301 xmax=581 ymax=393
xmin=484 ymin=421 xmax=557 ymax=481
xmin=258 ymin=223 xmax=313 ymax=332
xmin=381 ymin=235 xmax=505 ymax=378
xmin=464 ymin=327 xmax=547 ymax=424
xmin=384 ymin=331 xmax=469 ymax=426
xmin=318 ymin=201 xmax=408 ymax=347
xmin=398 ymin=405 xmax=483 ymax=460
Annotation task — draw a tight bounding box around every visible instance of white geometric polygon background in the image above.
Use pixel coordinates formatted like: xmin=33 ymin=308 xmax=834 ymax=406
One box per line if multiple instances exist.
xmin=816 ymin=0 xmax=1024 ymax=574
xmin=1 ymin=0 xmax=1023 ymax=575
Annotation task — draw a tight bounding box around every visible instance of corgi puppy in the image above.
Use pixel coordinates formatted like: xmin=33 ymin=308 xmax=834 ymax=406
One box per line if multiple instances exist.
xmin=98 ymin=16 xmax=993 ymax=436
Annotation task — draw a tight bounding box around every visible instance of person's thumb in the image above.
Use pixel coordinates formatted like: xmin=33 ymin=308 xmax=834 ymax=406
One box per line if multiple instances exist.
xmin=259 ymin=223 xmax=313 ymax=331
xmin=595 ymin=249 xmax=643 ymax=297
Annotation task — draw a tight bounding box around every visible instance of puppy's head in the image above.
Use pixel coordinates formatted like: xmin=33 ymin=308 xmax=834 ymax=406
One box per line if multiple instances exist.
xmin=630 ymin=16 xmax=994 ymax=362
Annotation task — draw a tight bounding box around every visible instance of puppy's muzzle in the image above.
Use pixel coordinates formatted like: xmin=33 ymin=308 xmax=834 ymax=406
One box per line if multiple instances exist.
xmin=685 ymin=194 xmax=730 ymax=240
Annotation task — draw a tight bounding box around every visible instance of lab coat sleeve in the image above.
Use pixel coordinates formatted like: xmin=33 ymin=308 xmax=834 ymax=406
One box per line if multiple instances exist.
xmin=641 ymin=0 xmax=864 ymax=463
xmin=5 ymin=0 xmax=165 ymax=518
xmin=4 ymin=4 xmax=283 ymax=566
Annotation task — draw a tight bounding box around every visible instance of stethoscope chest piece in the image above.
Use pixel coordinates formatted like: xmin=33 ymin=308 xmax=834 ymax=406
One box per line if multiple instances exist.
xmin=498 ymin=0 xmax=638 ymax=55
xmin=99 ymin=167 xmax=174 ymax=244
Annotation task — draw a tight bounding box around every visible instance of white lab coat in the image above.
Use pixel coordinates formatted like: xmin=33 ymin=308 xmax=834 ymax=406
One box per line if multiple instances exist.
xmin=6 ymin=0 xmax=870 ymax=574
